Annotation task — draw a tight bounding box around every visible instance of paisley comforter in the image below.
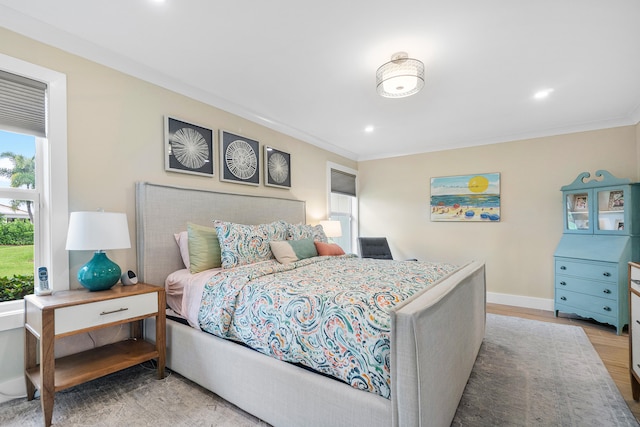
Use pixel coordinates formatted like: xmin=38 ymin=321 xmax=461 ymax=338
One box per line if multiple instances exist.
xmin=198 ymin=255 xmax=458 ymax=398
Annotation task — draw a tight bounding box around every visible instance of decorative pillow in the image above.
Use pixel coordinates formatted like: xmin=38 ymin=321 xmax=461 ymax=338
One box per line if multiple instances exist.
xmin=287 ymin=223 xmax=329 ymax=243
xmin=214 ymin=220 xmax=289 ymax=269
xmin=174 ymin=231 xmax=190 ymax=268
xmin=270 ymin=239 xmax=318 ymax=264
xmin=315 ymin=241 xmax=345 ymax=256
xmin=187 ymin=223 xmax=222 ymax=273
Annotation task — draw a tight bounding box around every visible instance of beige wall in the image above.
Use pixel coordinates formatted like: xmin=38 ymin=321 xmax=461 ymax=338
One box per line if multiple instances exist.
xmin=2 ymin=26 xmax=637 ymax=307
xmin=0 ymin=27 xmax=355 ymax=285
xmin=0 ymin=28 xmax=357 ymax=391
xmin=1 ymin=26 xmax=639 ymax=392
xmin=358 ymin=126 xmax=638 ymax=301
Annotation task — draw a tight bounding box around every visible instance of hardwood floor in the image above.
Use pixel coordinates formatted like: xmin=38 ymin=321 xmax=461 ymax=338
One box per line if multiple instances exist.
xmin=487 ymin=303 xmax=640 ymax=422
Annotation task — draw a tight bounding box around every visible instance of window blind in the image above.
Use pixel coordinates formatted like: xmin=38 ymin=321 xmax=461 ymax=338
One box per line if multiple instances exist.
xmin=0 ymin=70 xmax=47 ymax=137
xmin=331 ymin=169 xmax=356 ymax=197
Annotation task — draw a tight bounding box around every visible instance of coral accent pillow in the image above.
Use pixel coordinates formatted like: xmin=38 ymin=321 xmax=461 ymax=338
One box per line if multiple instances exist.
xmin=314 ymin=241 xmax=345 ymax=256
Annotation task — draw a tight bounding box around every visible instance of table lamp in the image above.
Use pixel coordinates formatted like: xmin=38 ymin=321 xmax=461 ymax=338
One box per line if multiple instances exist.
xmin=319 ymin=220 xmax=342 ymax=240
xmin=65 ymin=211 xmax=131 ymax=291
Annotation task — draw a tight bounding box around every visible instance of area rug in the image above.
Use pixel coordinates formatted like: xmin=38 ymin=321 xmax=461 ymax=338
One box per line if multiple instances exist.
xmin=0 ymin=314 xmax=637 ymax=426
xmin=452 ymin=314 xmax=638 ymax=426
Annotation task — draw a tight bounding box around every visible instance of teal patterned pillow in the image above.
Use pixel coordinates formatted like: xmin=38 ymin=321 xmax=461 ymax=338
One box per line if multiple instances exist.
xmin=214 ymin=220 xmax=289 ymax=269
xmin=286 ymin=223 xmax=328 ymax=243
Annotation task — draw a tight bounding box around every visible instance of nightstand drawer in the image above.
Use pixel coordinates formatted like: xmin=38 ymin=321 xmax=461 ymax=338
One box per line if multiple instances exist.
xmin=632 ymin=294 xmax=640 ymax=379
xmin=55 ymin=293 xmax=158 ymax=336
xmin=631 ymin=264 xmax=640 ymax=294
xmin=555 ymin=259 xmax=617 ymax=283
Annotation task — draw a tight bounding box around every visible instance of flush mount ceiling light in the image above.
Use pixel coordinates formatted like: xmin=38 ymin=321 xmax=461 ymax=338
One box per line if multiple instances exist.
xmin=376 ymin=52 xmax=425 ymax=98
xmin=534 ymin=88 xmax=554 ymax=99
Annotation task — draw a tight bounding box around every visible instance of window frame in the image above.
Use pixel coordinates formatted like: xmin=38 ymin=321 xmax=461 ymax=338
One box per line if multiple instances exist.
xmin=0 ymin=54 xmax=68 ymax=332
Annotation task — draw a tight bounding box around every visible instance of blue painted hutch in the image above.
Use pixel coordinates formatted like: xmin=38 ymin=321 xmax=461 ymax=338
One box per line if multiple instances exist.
xmin=554 ymin=170 xmax=640 ymax=334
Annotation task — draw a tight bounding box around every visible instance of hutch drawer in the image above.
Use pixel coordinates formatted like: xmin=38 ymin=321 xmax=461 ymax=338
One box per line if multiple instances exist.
xmin=555 ymin=289 xmax=617 ymax=322
xmin=555 ymin=258 xmax=618 ymax=283
xmin=555 ymin=276 xmax=617 ymax=299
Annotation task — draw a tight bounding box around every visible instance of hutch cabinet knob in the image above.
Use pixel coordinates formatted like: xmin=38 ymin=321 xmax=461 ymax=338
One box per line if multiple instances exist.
xmin=560 ymin=266 xmax=567 ymax=270
xmin=603 ymin=289 xmax=611 ymax=294
xmin=603 ymin=272 xmax=611 ymax=277
xmin=603 ymin=306 xmax=611 ymax=311
xmin=560 ymin=281 xmax=566 ymax=286
xmin=560 ymin=296 xmax=567 ymax=301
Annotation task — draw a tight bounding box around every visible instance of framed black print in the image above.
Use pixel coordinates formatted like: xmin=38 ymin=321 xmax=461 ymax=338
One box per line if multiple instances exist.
xmin=220 ymin=130 xmax=260 ymax=186
xmin=264 ymin=146 xmax=291 ymax=189
xmin=165 ymin=116 xmax=214 ymax=177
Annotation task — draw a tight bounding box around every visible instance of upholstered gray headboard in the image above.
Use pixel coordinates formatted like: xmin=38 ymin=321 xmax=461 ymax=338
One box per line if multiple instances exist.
xmin=135 ymin=182 xmax=306 ymax=286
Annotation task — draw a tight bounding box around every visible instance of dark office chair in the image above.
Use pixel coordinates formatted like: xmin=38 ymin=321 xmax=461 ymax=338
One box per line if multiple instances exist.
xmin=358 ymin=237 xmax=394 ymax=260
xmin=358 ymin=237 xmax=419 ymax=262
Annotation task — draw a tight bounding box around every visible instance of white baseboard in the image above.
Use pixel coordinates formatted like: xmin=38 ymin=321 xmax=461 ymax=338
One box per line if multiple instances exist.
xmin=487 ymin=291 xmax=554 ymax=312
xmin=0 ymin=375 xmax=27 ymax=404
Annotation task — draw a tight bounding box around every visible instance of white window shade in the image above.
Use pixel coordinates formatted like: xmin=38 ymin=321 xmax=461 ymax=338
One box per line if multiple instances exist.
xmin=0 ymin=69 xmax=47 ymax=137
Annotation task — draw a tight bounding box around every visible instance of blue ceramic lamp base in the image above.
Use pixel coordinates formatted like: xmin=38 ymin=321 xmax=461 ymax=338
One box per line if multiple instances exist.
xmin=77 ymin=251 xmax=122 ymax=291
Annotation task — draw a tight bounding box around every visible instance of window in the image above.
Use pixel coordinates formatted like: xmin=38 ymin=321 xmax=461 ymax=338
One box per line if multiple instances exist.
xmin=0 ymin=131 xmax=37 ymax=303
xmin=327 ymin=163 xmax=358 ymax=253
xmin=0 ymin=54 xmax=68 ymax=330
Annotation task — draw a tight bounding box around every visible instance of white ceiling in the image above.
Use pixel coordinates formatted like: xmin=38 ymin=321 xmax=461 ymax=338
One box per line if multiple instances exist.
xmin=1 ymin=0 xmax=639 ymax=161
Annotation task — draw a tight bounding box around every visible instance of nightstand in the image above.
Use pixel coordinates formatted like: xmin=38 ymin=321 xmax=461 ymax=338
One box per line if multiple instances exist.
xmin=24 ymin=283 xmax=165 ymax=427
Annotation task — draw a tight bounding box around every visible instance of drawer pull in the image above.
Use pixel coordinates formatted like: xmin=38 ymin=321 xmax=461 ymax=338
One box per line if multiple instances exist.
xmin=560 ymin=281 xmax=566 ymax=286
xmin=603 ymin=289 xmax=611 ymax=294
xmin=603 ymin=272 xmax=611 ymax=277
xmin=560 ymin=296 xmax=567 ymax=301
xmin=632 ymin=279 xmax=640 ymax=285
xmin=100 ymin=307 xmax=129 ymax=316
xmin=636 ymin=320 xmax=640 ymax=325
xmin=560 ymin=266 xmax=567 ymax=270
xmin=603 ymin=306 xmax=611 ymax=311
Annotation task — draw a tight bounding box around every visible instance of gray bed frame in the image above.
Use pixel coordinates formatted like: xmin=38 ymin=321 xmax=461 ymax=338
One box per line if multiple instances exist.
xmin=136 ymin=182 xmax=486 ymax=427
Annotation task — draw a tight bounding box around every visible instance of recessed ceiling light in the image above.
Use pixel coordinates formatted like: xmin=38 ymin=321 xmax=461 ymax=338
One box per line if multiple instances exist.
xmin=533 ymin=88 xmax=554 ymax=99
xmin=364 ymin=126 xmax=374 ymax=133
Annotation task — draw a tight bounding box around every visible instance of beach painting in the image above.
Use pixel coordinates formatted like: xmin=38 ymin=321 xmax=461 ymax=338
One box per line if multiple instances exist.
xmin=430 ymin=173 xmax=501 ymax=222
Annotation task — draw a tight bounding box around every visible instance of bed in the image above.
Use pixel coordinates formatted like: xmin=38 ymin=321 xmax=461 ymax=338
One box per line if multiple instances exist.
xmin=136 ymin=182 xmax=486 ymax=427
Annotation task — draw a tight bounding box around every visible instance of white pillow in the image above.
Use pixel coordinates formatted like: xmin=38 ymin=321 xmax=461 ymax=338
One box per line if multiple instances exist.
xmin=174 ymin=231 xmax=189 ymax=268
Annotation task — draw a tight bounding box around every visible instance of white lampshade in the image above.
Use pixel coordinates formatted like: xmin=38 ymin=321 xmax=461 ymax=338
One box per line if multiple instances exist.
xmin=376 ymin=52 xmax=425 ymax=98
xmin=66 ymin=211 xmax=131 ymax=251
xmin=320 ymin=220 xmax=342 ymax=238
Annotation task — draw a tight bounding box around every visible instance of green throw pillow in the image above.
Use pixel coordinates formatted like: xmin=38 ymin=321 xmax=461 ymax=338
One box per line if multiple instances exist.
xmin=187 ymin=222 xmax=222 ymax=273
